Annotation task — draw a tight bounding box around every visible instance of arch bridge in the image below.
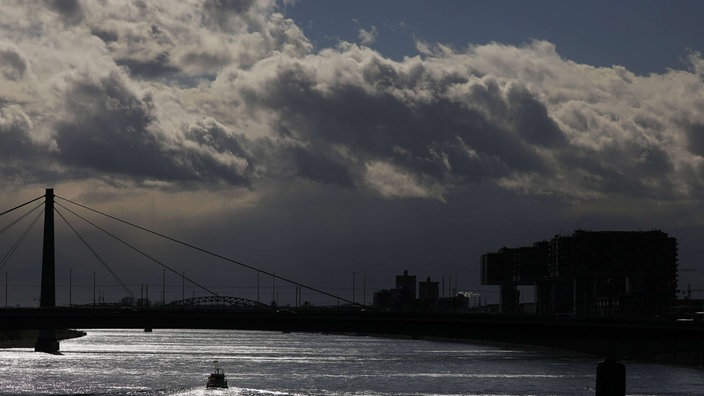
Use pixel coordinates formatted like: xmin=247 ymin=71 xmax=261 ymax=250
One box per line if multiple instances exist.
xmin=166 ymin=295 xmax=269 ymax=309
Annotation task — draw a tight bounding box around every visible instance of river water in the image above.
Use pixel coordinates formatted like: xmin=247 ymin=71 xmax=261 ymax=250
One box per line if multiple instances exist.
xmin=0 ymin=329 xmax=700 ymax=395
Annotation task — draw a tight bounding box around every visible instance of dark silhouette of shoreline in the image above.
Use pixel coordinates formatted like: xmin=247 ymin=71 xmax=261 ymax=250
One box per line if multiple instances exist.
xmin=0 ymin=329 xmax=86 ymax=348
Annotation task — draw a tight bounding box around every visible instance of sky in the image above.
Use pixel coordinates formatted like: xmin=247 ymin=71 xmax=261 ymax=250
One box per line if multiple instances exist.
xmin=2 ymin=0 xmax=704 ymax=306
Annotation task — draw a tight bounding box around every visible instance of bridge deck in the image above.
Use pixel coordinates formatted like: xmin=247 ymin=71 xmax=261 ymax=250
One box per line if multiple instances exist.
xmin=2 ymin=308 xmax=703 ymax=363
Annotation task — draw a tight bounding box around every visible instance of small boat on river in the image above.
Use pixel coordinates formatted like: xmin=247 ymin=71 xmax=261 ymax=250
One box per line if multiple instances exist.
xmin=206 ymin=360 xmax=228 ymax=389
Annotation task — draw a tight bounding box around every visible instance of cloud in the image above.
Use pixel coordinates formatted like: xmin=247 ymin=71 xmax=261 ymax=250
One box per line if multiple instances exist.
xmin=1 ymin=1 xmax=704 ymax=208
xmin=358 ymin=26 xmax=377 ymax=46
xmin=0 ymin=44 xmax=28 ymax=81
xmin=51 ymin=68 xmax=253 ymax=185
xmin=47 ymin=0 xmax=84 ymax=25
xmin=4 ymin=1 xmax=704 ymax=304
xmin=0 ymin=105 xmax=34 ymax=157
xmin=365 ymin=161 xmax=446 ymax=201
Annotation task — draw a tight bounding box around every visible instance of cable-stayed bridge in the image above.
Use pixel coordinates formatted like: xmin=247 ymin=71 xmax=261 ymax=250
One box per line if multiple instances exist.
xmin=1 ymin=188 xmax=360 ymax=352
xmin=1 ymin=189 xmax=703 ymax=369
xmin=1 ymin=189 xmax=354 ymax=308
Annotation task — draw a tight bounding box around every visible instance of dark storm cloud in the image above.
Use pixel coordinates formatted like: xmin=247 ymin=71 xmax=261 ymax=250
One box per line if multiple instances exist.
xmin=202 ymin=0 xmax=257 ymax=30
xmin=54 ymin=71 xmax=162 ymax=177
xmin=685 ymin=123 xmax=704 ymax=157
xmin=0 ymin=105 xmax=35 ymax=157
xmin=558 ymin=142 xmax=675 ymax=200
xmin=115 ymin=54 xmax=181 ymax=79
xmin=292 ymin=147 xmax=354 ymax=187
xmin=237 ymin=52 xmax=559 ymax=196
xmin=0 ymin=104 xmax=54 ymax=185
xmin=47 ymin=0 xmax=84 ymax=25
xmin=182 ymin=119 xmax=252 ymax=184
xmin=90 ymin=19 xmax=180 ymax=79
xmin=505 ymin=85 xmax=566 ymax=147
xmin=0 ymin=46 xmax=28 ymax=81
xmin=53 ymin=70 xmax=252 ymax=184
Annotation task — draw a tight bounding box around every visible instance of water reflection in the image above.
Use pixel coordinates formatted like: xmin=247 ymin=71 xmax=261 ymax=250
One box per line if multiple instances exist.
xmin=0 ymin=329 xmax=700 ymax=395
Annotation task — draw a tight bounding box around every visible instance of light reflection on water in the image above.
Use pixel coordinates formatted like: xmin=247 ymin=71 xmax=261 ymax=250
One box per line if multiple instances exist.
xmin=0 ymin=328 xmax=701 ymax=395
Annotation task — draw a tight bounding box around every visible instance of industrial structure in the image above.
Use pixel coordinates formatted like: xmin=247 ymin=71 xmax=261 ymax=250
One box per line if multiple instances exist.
xmin=481 ymin=230 xmax=678 ymax=318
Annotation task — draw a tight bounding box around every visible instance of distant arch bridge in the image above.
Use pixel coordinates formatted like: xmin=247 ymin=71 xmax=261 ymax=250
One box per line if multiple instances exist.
xmin=166 ymin=296 xmax=269 ymax=309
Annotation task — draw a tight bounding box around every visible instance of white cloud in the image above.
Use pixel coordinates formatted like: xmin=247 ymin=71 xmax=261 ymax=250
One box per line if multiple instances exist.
xmin=1 ymin=1 xmax=703 ymax=208
xmin=365 ymin=161 xmax=446 ymax=201
xmin=358 ymin=26 xmax=377 ymax=46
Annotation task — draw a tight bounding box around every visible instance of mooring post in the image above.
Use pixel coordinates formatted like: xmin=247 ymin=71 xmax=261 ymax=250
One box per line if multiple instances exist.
xmin=595 ymin=358 xmax=625 ymax=396
xmin=35 ymin=188 xmax=59 ymax=354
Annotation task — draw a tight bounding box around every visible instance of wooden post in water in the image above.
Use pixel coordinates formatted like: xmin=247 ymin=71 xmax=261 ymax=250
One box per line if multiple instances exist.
xmin=35 ymin=188 xmax=60 ymax=354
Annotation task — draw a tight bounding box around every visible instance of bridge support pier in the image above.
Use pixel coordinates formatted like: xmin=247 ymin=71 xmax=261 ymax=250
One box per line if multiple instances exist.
xmin=35 ymin=329 xmax=60 ymax=354
xmin=595 ymin=358 xmax=625 ymax=396
xmin=34 ymin=188 xmax=59 ymax=354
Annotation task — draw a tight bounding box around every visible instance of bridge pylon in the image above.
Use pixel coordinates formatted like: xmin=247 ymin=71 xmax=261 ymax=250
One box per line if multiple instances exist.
xmin=35 ymin=188 xmax=59 ymax=354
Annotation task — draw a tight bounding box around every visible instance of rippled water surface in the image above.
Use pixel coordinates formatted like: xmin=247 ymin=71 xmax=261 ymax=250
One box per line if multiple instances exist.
xmin=0 ymin=329 xmax=701 ymax=395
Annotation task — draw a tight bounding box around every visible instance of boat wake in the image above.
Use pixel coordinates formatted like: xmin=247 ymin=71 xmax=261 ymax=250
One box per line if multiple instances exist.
xmin=170 ymin=387 xmax=300 ymax=396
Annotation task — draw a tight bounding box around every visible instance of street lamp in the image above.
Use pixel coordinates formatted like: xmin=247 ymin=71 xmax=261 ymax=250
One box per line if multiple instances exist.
xmin=352 ymin=271 xmax=356 ymax=305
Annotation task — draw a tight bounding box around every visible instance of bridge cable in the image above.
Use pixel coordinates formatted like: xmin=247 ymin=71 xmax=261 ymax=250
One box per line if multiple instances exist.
xmin=0 ymin=195 xmax=44 ymax=218
xmin=0 ymin=201 xmax=44 ymax=235
xmin=55 ymin=201 xmax=220 ymax=298
xmin=54 ymin=206 xmax=136 ymax=300
xmin=56 ymin=195 xmax=356 ymax=305
xmin=0 ymin=206 xmax=44 ymax=272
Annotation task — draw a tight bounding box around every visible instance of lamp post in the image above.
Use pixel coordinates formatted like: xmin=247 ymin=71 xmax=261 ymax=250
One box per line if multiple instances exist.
xmin=162 ymin=269 xmax=166 ymax=306
xmin=69 ymin=268 xmax=72 ymax=307
xmin=352 ymin=271 xmax=356 ymax=305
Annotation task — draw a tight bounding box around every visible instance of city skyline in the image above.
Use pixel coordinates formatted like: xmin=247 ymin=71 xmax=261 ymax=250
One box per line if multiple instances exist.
xmin=2 ymin=1 xmax=704 ymax=306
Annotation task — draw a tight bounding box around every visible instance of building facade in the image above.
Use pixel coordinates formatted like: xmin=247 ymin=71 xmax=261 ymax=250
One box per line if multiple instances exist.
xmin=481 ymin=230 xmax=678 ymax=318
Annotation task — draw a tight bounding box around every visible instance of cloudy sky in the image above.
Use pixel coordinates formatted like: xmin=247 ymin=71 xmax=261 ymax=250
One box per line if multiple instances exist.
xmin=2 ymin=0 xmax=704 ymax=306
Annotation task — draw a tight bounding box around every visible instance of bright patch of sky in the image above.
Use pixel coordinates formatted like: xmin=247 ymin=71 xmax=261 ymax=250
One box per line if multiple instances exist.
xmin=283 ymin=0 xmax=704 ymax=75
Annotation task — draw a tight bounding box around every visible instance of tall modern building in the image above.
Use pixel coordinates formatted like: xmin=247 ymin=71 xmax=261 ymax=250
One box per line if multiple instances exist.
xmin=481 ymin=230 xmax=678 ymax=317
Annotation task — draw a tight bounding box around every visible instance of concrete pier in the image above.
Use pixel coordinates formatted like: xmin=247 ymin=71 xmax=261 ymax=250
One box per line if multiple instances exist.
xmin=34 ymin=188 xmax=59 ymax=354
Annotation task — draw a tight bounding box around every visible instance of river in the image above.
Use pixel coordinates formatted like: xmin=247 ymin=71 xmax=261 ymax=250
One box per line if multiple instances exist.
xmin=0 ymin=329 xmax=700 ymax=395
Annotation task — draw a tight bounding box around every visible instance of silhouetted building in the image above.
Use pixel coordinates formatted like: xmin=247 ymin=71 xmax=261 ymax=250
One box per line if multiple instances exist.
xmin=481 ymin=230 xmax=678 ymax=318
xmin=481 ymin=242 xmax=550 ymax=314
xmin=419 ymin=277 xmax=439 ymax=301
xmin=481 ymin=248 xmax=514 ymax=284
xmin=373 ymin=270 xmax=418 ymax=311
xmin=396 ymin=270 xmax=417 ymax=302
xmin=376 ymin=271 xmax=476 ymax=313
xmin=373 ymin=288 xmax=400 ymax=311
xmin=418 ymin=277 xmax=440 ymax=312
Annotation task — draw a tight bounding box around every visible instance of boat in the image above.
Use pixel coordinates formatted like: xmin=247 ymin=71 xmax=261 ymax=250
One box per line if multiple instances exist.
xmin=206 ymin=360 xmax=228 ymax=389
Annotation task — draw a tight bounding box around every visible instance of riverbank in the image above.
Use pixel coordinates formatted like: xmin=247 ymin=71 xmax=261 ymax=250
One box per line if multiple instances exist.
xmin=0 ymin=329 xmax=87 ymax=348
